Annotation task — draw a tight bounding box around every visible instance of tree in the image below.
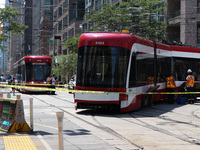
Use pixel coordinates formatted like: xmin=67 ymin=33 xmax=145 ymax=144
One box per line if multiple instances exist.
xmin=85 ymin=0 xmax=167 ymax=41
xmin=52 ymin=53 xmax=77 ymax=83
xmin=0 ymin=6 xmax=28 ymax=50
xmin=53 ymin=34 xmax=80 ymax=82
xmin=61 ymin=34 xmax=80 ymax=53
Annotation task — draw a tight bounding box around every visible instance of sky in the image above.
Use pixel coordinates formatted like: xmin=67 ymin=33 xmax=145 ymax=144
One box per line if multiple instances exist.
xmin=0 ymin=0 xmax=5 ymax=8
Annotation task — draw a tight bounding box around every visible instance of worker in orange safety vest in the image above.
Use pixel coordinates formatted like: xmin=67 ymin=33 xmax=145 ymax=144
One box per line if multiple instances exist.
xmin=166 ymin=73 xmax=176 ymax=104
xmin=185 ymin=69 xmax=195 ymax=103
xmin=147 ymin=76 xmax=154 ymax=85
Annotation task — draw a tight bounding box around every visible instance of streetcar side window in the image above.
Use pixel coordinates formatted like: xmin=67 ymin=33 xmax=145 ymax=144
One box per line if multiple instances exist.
xmin=129 ymin=53 xmax=136 ymax=87
xmin=136 ymin=53 xmax=154 ymax=86
xmin=174 ymin=58 xmax=200 ymax=81
xmin=157 ymin=56 xmax=171 ymax=82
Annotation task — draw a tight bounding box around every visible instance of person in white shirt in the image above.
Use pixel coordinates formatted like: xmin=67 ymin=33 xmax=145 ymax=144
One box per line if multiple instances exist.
xmin=51 ymin=74 xmax=56 ymax=94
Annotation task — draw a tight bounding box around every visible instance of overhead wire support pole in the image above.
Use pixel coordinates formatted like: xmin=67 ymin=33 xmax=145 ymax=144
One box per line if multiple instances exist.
xmin=153 ymin=40 xmax=157 ymax=86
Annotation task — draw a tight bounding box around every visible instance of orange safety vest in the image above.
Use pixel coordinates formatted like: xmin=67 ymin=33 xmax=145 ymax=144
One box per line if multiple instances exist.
xmin=166 ymin=76 xmax=175 ymax=88
xmin=47 ymin=77 xmax=51 ymax=84
xmin=187 ymin=75 xmax=195 ymax=87
xmin=148 ymin=76 xmax=154 ymax=85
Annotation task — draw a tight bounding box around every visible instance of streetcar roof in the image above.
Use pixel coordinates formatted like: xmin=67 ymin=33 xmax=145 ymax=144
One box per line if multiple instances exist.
xmin=78 ymin=32 xmax=200 ymax=54
xmin=14 ymin=55 xmax=51 ymax=65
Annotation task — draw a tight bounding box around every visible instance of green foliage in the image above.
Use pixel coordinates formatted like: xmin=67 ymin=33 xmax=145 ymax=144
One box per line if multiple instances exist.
xmin=85 ymin=4 xmax=131 ymax=31
xmin=52 ymin=53 xmax=77 ymax=82
xmin=61 ymin=34 xmax=81 ymax=53
xmin=59 ymin=34 xmax=80 ymax=82
xmin=85 ymin=0 xmax=167 ymax=41
xmin=0 ymin=6 xmax=28 ymax=50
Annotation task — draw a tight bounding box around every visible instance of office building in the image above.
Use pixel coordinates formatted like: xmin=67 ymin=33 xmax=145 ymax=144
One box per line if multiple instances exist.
xmin=166 ymin=0 xmax=200 ymax=47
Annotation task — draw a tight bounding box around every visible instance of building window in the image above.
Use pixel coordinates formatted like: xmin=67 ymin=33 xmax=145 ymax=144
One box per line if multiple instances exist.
xmin=58 ymin=20 xmax=62 ymax=31
xmin=54 ymin=10 xmax=58 ymax=20
xmin=59 ymin=5 xmax=62 ymax=17
xmin=63 ymin=32 xmax=68 ymax=41
xmin=198 ymin=0 xmax=200 ymax=13
xmin=63 ymin=0 xmax=68 ymax=12
xmin=96 ymin=0 xmax=101 ymax=11
xmin=63 ymin=49 xmax=67 ymax=55
xmin=68 ymin=28 xmax=74 ymax=38
xmin=44 ymin=0 xmax=51 ymax=5
xmin=63 ymin=16 xmax=68 ymax=28
xmin=197 ymin=22 xmax=200 ymax=46
xmin=54 ymin=24 xmax=58 ymax=35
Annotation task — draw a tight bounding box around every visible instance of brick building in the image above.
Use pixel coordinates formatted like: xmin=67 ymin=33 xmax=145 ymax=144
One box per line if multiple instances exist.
xmin=50 ymin=0 xmax=85 ymax=56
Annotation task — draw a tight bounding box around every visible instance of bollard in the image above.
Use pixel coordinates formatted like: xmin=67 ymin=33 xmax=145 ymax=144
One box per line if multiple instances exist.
xmin=56 ymin=112 xmax=64 ymax=150
xmin=7 ymin=93 xmax=11 ymax=98
xmin=29 ymin=98 xmax=33 ymax=131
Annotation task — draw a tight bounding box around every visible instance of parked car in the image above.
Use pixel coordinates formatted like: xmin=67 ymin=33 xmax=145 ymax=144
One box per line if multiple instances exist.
xmin=68 ymin=75 xmax=76 ymax=93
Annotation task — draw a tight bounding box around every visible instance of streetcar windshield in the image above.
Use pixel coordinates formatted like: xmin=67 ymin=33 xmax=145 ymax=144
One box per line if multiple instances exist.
xmin=77 ymin=46 xmax=130 ymax=88
xmin=26 ymin=62 xmax=51 ymax=81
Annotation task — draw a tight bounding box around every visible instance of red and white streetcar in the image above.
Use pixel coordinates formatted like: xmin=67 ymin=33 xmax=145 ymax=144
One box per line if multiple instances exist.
xmin=13 ymin=55 xmax=51 ymax=93
xmin=75 ymin=32 xmax=200 ymax=112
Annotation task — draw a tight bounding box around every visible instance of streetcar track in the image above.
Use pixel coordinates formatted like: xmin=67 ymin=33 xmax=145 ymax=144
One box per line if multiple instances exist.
xmin=91 ymin=115 xmax=144 ymax=150
xmin=90 ymin=111 xmax=200 ymax=148
xmin=30 ymin=95 xmax=144 ymax=150
xmin=133 ymin=111 xmax=200 ymax=128
xmin=127 ymin=113 xmax=200 ymax=145
xmin=191 ymin=109 xmax=200 ymax=119
xmin=30 ymin=94 xmax=200 ymax=148
xmin=138 ymin=106 xmax=200 ymax=127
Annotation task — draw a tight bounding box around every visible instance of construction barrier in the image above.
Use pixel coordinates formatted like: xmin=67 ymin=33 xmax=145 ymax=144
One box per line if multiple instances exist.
xmin=0 ymin=95 xmax=31 ymax=133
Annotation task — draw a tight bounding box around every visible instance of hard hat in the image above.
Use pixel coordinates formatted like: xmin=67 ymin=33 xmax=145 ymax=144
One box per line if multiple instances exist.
xmin=187 ymin=69 xmax=192 ymax=73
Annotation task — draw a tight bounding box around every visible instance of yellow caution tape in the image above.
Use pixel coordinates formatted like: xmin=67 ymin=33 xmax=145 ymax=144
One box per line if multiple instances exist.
xmin=0 ymin=83 xmax=199 ymax=95
xmin=3 ymin=82 xmax=66 ymax=87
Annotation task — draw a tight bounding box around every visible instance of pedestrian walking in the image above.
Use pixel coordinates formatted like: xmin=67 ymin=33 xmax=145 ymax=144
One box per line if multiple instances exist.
xmin=185 ymin=69 xmax=195 ymax=104
xmin=46 ymin=75 xmax=52 ymax=94
xmin=51 ymin=74 xmax=56 ymax=95
xmin=166 ymin=73 xmax=176 ymax=104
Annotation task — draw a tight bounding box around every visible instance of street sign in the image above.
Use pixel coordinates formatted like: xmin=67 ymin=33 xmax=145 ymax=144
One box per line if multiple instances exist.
xmin=47 ymin=40 xmax=53 ymax=43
